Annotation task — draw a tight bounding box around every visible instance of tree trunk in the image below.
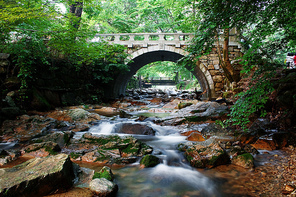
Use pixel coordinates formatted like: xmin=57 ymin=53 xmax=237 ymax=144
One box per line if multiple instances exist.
xmin=69 ymin=1 xmax=83 ymax=30
xmin=215 ymin=31 xmax=234 ymax=82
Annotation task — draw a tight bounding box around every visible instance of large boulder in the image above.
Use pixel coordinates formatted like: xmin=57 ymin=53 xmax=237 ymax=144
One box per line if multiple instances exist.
xmin=0 ymin=154 xmax=76 ymax=197
xmin=115 ymin=123 xmax=156 ymax=135
xmin=172 ymin=101 xmax=228 ymax=117
xmin=181 ymin=142 xmax=230 ymax=168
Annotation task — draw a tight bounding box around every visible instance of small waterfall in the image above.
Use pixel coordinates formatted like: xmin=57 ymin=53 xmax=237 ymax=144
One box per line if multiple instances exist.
xmin=88 ymin=121 xmax=117 ymax=134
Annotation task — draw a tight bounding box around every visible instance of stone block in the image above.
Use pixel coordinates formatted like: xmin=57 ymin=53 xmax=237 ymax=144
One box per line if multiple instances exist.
xmin=215 ymin=82 xmax=224 ymax=88
xmin=214 ymin=64 xmax=220 ymax=69
xmin=208 ymin=65 xmax=215 ymax=70
xmin=209 ymin=70 xmax=220 ymax=75
xmin=213 ymin=75 xmax=223 ymax=83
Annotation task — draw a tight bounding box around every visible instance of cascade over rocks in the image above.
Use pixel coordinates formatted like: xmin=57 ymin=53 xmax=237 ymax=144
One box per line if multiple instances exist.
xmin=67 ymin=133 xmax=153 ymax=165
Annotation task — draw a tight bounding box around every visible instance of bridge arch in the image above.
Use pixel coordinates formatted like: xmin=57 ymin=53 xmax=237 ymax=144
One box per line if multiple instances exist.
xmin=111 ymin=45 xmax=215 ymax=99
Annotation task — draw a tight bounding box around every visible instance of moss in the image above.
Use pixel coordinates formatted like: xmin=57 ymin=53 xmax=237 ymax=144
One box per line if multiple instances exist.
xmin=33 ymin=139 xmax=43 ymax=143
xmin=45 ymin=146 xmax=58 ymax=155
xmin=191 ymin=109 xmax=206 ymax=113
xmin=85 ymin=135 xmax=121 ymax=145
xmin=95 ymin=150 xmax=111 ymax=161
xmin=208 ymin=155 xmax=219 ymax=166
xmin=240 ymin=153 xmax=254 ymax=162
xmin=140 ymin=155 xmax=160 ymax=167
xmin=178 ymin=102 xmax=193 ymax=109
xmin=121 ymin=144 xmax=139 ymax=155
xmin=70 ymin=152 xmax=81 ymax=159
xmin=92 ymin=170 xmax=113 ymax=181
xmin=185 ymin=116 xmax=208 ymax=122
xmin=63 ymin=133 xmax=70 ymax=145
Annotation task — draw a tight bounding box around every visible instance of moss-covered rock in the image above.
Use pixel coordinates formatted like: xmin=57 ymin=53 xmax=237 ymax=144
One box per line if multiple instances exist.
xmin=21 ymin=141 xmax=61 ymax=157
xmin=183 ymin=142 xmax=230 ymax=168
xmin=140 ymin=154 xmax=160 ymax=168
xmin=69 ymin=133 xmax=153 ymax=165
xmin=232 ymin=153 xmax=254 ymax=168
xmin=178 ymin=102 xmax=193 ymax=109
xmin=93 ymin=166 xmax=114 ymax=181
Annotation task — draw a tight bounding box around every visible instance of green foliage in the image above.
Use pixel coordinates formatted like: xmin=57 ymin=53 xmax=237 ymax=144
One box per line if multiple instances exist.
xmin=6 ymin=33 xmax=49 ymax=90
xmin=70 ymin=152 xmax=81 ymax=159
xmin=227 ymin=71 xmax=275 ymax=130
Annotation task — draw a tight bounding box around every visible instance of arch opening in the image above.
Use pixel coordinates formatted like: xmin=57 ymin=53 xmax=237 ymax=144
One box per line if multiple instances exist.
xmin=110 ymin=49 xmax=213 ymax=99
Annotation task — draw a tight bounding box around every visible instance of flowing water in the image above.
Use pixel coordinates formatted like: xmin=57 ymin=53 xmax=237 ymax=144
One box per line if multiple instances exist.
xmin=79 ymin=112 xmax=221 ymax=197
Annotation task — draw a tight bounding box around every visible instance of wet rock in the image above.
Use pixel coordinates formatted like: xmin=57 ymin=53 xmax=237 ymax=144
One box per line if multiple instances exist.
xmin=231 ymin=153 xmax=254 ymax=168
xmin=183 ymin=142 xmax=230 ymax=168
xmin=251 ymin=139 xmax=276 ymax=151
xmin=115 ymin=123 xmax=156 ymax=135
xmin=243 ymin=144 xmax=259 ymax=155
xmin=248 ymin=118 xmax=274 ymax=135
xmin=93 ymin=166 xmax=115 ymax=181
xmin=150 ymin=97 xmax=163 ymax=103
xmin=201 ymin=123 xmax=227 ymax=135
xmin=89 ymin=178 xmax=118 ymax=197
xmin=178 ymin=102 xmax=193 ymax=109
xmin=119 ymin=110 xmax=132 ymax=118
xmin=68 ymin=133 xmax=153 ymax=165
xmin=136 ymin=115 xmax=149 ymax=121
xmin=140 ymin=154 xmax=160 ymax=168
xmin=186 ymin=132 xmax=206 ymax=142
xmin=21 ymin=141 xmax=61 ymax=157
xmin=0 ymin=150 xmax=20 ymax=166
xmin=47 ymin=108 xmax=101 ymax=123
xmin=0 ymin=115 xmax=58 ymax=142
xmin=32 ymin=131 xmax=74 ymax=148
xmin=272 ymin=132 xmax=289 ymax=149
xmin=0 ymin=154 xmax=76 ymax=197
xmin=169 ymin=102 xmax=229 ymax=124
xmin=228 ymin=145 xmax=246 ymax=158
xmin=91 ymin=107 xmax=120 ymax=117
xmin=162 ymin=99 xmax=180 ymax=109
xmin=239 ymin=133 xmax=258 ymax=145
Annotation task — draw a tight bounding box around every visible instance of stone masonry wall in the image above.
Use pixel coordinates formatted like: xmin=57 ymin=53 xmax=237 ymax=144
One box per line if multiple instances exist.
xmin=199 ymin=45 xmax=242 ymax=96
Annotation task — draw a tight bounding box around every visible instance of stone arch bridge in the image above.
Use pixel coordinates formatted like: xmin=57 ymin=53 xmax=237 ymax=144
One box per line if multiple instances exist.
xmin=93 ymin=31 xmax=241 ymax=100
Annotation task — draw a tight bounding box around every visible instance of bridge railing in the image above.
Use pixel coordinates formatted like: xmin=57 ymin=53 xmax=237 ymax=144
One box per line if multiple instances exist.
xmin=92 ymin=33 xmax=194 ymax=48
xmin=145 ymin=77 xmax=175 ymax=81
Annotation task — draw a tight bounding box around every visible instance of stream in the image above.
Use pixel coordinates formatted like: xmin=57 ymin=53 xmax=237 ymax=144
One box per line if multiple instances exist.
xmin=74 ymin=103 xmax=222 ymax=197
xmin=1 ymin=92 xmax=291 ymax=197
